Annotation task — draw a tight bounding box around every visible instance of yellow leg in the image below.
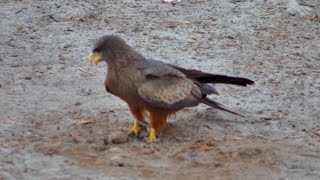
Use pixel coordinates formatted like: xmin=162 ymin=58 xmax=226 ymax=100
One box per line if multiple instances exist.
xmin=146 ymin=128 xmax=158 ymax=143
xmin=128 ymin=118 xmax=140 ymax=135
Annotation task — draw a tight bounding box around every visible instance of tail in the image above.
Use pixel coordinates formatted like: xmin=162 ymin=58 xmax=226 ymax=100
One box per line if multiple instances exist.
xmin=170 ymin=65 xmax=254 ymax=86
xmin=200 ymin=98 xmax=244 ymax=117
xmin=196 ymin=75 xmax=254 ymax=86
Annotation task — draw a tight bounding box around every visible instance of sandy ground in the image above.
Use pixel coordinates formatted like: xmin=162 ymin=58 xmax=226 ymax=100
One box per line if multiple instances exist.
xmin=1 ymin=0 xmax=320 ymax=179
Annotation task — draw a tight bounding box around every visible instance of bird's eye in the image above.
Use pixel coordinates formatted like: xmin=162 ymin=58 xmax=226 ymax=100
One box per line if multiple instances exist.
xmin=93 ymin=48 xmax=100 ymax=52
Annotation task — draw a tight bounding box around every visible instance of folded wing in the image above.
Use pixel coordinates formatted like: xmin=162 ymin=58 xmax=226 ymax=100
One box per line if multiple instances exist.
xmin=138 ymin=75 xmax=201 ymax=111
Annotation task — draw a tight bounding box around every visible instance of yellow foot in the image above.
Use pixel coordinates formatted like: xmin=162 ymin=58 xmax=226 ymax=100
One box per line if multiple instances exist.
xmin=128 ymin=126 xmax=140 ymax=135
xmin=146 ymin=128 xmax=158 ymax=143
xmin=128 ymin=118 xmax=140 ymax=135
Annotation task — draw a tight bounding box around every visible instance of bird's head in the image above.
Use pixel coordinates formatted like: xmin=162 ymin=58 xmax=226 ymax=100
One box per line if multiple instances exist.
xmin=89 ymin=35 xmax=129 ymax=65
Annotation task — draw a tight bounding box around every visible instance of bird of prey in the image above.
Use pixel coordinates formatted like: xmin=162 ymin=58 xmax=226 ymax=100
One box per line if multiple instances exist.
xmin=89 ymin=35 xmax=254 ymax=143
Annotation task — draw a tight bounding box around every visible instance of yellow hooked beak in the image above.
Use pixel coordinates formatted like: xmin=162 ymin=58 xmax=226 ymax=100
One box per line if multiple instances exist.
xmin=89 ymin=52 xmax=102 ymax=65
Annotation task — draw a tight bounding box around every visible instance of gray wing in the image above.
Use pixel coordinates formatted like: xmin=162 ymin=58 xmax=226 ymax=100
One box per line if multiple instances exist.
xmin=138 ymin=61 xmax=202 ymax=111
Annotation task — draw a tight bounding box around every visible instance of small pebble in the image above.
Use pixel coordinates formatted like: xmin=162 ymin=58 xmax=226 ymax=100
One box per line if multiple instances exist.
xmin=103 ymin=138 xmax=109 ymax=145
xmin=63 ymin=44 xmax=72 ymax=48
xmin=110 ymin=131 xmax=128 ymax=144
xmin=24 ymin=76 xmax=32 ymax=80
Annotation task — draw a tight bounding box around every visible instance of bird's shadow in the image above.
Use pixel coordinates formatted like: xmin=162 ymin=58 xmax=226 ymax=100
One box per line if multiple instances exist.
xmin=176 ymin=107 xmax=248 ymax=125
xmin=156 ymin=107 xmax=251 ymax=142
